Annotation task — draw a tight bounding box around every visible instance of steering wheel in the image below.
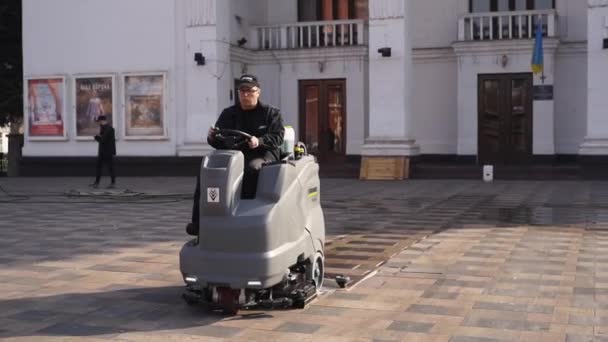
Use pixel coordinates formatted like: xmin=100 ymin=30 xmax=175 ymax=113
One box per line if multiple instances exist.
xmin=211 ymin=128 xmax=253 ymax=150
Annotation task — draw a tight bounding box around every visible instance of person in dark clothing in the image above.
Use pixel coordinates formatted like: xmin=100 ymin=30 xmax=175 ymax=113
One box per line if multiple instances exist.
xmin=186 ymin=74 xmax=285 ymax=235
xmin=90 ymin=115 xmax=116 ymax=189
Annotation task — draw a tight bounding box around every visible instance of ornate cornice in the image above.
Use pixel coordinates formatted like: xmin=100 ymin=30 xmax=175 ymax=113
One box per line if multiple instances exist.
xmin=186 ymin=0 xmax=216 ymax=27
xmin=557 ymin=41 xmax=587 ymax=56
xmin=230 ymin=46 xmax=368 ymax=65
xmin=452 ymin=38 xmax=560 ymax=56
xmin=589 ymin=0 xmax=608 ymax=8
xmin=369 ymin=0 xmax=405 ymax=20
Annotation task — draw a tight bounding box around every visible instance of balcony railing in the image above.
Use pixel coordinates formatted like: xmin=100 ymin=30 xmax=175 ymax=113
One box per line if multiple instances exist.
xmin=458 ymin=10 xmax=557 ymax=41
xmin=250 ymin=19 xmax=367 ymax=50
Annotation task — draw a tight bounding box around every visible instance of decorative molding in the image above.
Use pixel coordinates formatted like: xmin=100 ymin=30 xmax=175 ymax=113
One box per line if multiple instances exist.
xmin=413 ymin=47 xmax=457 ymax=63
xmin=361 ymin=138 xmax=420 ymax=157
xmin=186 ymin=0 xmax=216 ymax=27
xmin=579 ymin=137 xmax=608 ymax=155
xmin=231 ymin=40 xmax=579 ymax=66
xmin=369 ymin=0 xmax=405 ymax=20
xmin=452 ymin=38 xmax=560 ymax=56
xmin=231 ymin=46 xmax=457 ymax=65
xmin=589 ymin=0 xmax=608 ymax=8
xmin=556 ymin=41 xmax=587 ymax=56
xmin=230 ymin=46 xmax=368 ymax=65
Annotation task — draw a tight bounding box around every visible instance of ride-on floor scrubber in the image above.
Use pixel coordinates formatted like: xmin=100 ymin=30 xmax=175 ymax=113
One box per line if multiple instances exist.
xmin=179 ymin=128 xmax=325 ymax=313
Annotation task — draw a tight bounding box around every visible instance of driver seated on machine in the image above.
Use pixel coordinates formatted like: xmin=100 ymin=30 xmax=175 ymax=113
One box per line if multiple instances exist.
xmin=186 ymin=74 xmax=285 ymax=235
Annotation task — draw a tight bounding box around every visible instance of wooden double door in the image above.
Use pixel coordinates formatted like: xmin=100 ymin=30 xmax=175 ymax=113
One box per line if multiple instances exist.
xmin=299 ymin=79 xmax=346 ymax=162
xmin=478 ymin=73 xmax=533 ymax=165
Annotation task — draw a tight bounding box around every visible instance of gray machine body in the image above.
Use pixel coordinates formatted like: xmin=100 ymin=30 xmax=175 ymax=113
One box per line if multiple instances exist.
xmin=179 ymin=150 xmax=325 ymax=289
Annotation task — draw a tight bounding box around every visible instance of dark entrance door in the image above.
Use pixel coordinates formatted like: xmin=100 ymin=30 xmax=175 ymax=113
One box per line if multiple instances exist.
xmin=299 ymin=79 xmax=346 ymax=162
xmin=478 ymin=73 xmax=533 ymax=165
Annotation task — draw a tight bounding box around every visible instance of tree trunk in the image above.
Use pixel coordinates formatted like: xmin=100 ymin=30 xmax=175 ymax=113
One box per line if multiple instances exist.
xmin=7 ymin=133 xmax=23 ymax=177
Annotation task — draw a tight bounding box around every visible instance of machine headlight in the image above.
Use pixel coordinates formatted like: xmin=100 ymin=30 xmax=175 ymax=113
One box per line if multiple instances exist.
xmin=185 ymin=276 xmax=198 ymax=284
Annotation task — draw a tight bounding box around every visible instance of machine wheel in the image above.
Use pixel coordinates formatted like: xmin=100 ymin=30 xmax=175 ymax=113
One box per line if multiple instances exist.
xmin=182 ymin=292 xmax=199 ymax=306
xmin=311 ymin=252 xmax=324 ymax=291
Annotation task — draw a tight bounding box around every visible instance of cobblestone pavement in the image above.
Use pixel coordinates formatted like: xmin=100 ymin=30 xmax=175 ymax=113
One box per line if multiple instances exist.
xmin=1 ymin=177 xmax=608 ymax=341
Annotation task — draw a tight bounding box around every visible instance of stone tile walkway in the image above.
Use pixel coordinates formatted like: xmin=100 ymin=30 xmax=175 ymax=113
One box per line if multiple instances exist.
xmin=1 ymin=178 xmax=608 ymax=341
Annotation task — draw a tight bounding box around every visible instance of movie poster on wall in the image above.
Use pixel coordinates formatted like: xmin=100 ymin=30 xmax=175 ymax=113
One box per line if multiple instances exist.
xmin=26 ymin=77 xmax=66 ymax=139
xmin=74 ymin=75 xmax=115 ymax=138
xmin=123 ymin=73 xmax=166 ymax=138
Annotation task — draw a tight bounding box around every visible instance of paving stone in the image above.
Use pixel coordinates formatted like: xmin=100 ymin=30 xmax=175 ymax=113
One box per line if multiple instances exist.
xmin=36 ymin=322 xmax=129 ymax=336
xmin=449 ymin=337 xmax=506 ymax=342
xmin=330 ymin=292 xmax=368 ymax=301
xmin=387 ymin=320 xmax=435 ymax=333
xmin=302 ymin=305 xmax=347 ymax=316
xmin=472 ymin=302 xmax=554 ymax=314
xmin=421 ymin=289 xmax=460 ymax=300
xmin=275 ymin=322 xmax=322 ymax=334
xmin=565 ymin=334 xmax=595 ymax=342
xmin=463 ymin=315 xmax=551 ymax=331
xmin=406 ymin=304 xmax=467 ymax=317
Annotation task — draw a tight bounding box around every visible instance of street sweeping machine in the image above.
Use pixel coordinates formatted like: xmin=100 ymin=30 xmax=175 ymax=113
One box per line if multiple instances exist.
xmin=179 ymin=128 xmax=325 ymax=313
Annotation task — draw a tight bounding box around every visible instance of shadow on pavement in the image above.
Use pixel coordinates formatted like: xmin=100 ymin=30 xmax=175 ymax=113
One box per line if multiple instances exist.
xmin=0 ymin=285 xmax=277 ymax=339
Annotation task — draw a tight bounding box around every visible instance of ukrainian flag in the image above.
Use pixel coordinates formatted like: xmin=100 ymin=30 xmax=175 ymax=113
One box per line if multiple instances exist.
xmin=531 ymin=15 xmax=544 ymax=74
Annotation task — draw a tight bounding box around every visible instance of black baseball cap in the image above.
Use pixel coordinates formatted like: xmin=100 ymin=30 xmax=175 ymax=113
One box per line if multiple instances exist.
xmin=238 ymin=74 xmax=260 ymax=89
xmin=96 ymin=115 xmax=107 ymax=121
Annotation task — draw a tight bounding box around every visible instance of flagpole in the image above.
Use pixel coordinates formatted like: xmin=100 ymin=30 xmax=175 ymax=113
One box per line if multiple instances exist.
xmin=541 ymin=70 xmax=545 ymax=84
xmin=531 ymin=14 xmax=545 ymax=84
xmin=540 ymin=14 xmax=545 ymax=85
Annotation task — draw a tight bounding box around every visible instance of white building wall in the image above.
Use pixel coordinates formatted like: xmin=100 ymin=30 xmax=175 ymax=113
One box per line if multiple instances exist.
xmin=410 ymin=0 xmax=465 ymax=48
xmin=551 ymin=0 xmax=588 ymax=154
xmin=556 ymin=0 xmax=588 ymax=42
xmin=230 ymin=0 xmax=269 ymax=46
xmin=411 ymin=55 xmax=458 ymax=154
xmin=20 ymin=0 xmax=595 ymax=160
xmin=266 ymin=0 xmax=298 ymax=25
xmin=453 ymin=40 xmax=560 ymax=156
xmin=278 ymin=61 xmax=366 ymax=156
xmin=231 ymin=48 xmax=366 ymax=155
xmin=580 ymin=1 xmax=608 ymax=155
xmin=22 ymin=0 xmax=177 ymax=157
xmin=587 ymin=6 xmax=608 ymax=134
xmin=588 ymin=6 xmax=608 ymax=138
xmin=554 ymin=46 xmax=587 ymax=154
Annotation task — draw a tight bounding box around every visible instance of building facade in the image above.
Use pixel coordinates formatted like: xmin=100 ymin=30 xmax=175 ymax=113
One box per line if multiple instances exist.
xmin=20 ymin=0 xmax=608 ymax=177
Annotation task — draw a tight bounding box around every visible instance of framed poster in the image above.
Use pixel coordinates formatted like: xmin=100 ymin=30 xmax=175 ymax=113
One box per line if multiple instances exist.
xmin=74 ymin=75 xmax=116 ymax=139
xmin=25 ymin=76 xmax=67 ymax=140
xmin=122 ymin=72 xmax=167 ymax=139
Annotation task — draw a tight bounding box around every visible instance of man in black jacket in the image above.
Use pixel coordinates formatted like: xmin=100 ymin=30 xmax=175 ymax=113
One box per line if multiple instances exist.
xmin=90 ymin=115 xmax=116 ymax=189
xmin=186 ymin=74 xmax=285 ymax=235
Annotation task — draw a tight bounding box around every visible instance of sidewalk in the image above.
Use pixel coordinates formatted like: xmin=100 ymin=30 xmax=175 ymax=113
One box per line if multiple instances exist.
xmin=1 ymin=177 xmax=608 ymax=341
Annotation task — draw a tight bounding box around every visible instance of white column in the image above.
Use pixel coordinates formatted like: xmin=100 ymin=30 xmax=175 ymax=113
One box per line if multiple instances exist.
xmin=177 ymin=0 xmax=232 ymax=156
xmin=361 ymin=0 xmax=419 ymax=157
xmin=580 ymin=0 xmax=608 ymax=155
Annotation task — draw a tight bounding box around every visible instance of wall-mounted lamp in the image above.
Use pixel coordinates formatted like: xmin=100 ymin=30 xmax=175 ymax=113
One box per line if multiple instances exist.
xmin=194 ymin=52 xmax=205 ymax=66
xmin=237 ymin=37 xmax=247 ymax=47
xmin=501 ymin=54 xmax=508 ymax=68
xmin=603 ymin=38 xmax=608 ymax=49
xmin=377 ymin=47 xmax=391 ymax=57
xmin=318 ymin=61 xmax=325 ymax=73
